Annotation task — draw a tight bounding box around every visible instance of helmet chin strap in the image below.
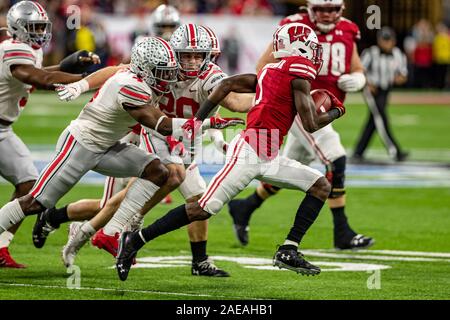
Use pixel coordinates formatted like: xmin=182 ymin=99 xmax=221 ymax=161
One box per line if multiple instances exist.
xmin=316 ymin=22 xmax=337 ymax=33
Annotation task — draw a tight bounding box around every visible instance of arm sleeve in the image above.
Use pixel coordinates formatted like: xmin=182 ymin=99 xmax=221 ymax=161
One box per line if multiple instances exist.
xmin=117 ymin=84 xmax=152 ymax=108
xmin=200 ymin=66 xmax=228 ymax=100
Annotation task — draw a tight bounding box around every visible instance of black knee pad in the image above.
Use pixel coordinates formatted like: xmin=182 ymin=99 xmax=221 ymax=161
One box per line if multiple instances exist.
xmin=329 ymin=156 xmax=346 ymax=199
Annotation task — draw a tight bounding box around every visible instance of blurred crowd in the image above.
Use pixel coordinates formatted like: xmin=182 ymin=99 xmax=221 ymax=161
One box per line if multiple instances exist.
xmin=0 ymin=1 xmax=449 ymax=89
xmin=403 ymin=19 xmax=450 ymax=89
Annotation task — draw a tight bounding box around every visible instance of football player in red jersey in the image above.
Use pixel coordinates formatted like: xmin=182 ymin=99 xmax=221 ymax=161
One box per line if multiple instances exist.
xmin=115 ymin=23 xmax=346 ymax=281
xmin=228 ymin=0 xmax=375 ymax=250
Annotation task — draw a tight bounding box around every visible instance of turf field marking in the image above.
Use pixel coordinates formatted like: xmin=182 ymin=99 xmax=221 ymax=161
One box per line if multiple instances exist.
xmin=133 ymin=255 xmax=391 ymax=272
xmin=0 ymin=282 xmax=262 ymax=300
xmin=331 ymin=249 xmax=450 ymax=258
xmin=302 ymin=250 xmax=450 ymax=263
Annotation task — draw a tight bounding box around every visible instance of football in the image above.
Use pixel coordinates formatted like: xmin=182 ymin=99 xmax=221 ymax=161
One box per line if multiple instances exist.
xmin=311 ymin=89 xmax=332 ymax=114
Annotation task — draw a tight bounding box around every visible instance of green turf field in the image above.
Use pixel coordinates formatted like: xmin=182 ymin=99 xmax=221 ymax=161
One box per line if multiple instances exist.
xmin=0 ymin=92 xmax=449 ymax=300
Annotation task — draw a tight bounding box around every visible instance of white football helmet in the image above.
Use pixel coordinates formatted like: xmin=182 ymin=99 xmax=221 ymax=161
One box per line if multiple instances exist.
xmin=130 ymin=37 xmax=178 ymax=94
xmin=307 ymin=0 xmax=345 ymax=33
xmin=200 ymin=25 xmax=221 ymax=64
xmin=151 ymin=4 xmax=181 ymax=41
xmin=6 ymin=1 xmax=52 ymax=49
xmin=273 ymin=23 xmax=323 ymax=71
xmin=169 ymin=24 xmax=212 ymax=78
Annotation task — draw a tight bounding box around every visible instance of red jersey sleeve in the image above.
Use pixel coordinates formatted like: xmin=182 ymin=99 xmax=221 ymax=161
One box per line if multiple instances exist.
xmin=283 ymin=56 xmax=317 ymax=81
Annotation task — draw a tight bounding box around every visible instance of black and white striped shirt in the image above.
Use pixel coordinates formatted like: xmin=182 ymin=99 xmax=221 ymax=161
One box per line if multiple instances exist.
xmin=361 ymin=46 xmax=408 ymax=90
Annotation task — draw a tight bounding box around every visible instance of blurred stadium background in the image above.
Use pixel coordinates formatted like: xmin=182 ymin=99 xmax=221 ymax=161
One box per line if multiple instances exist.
xmin=0 ymin=0 xmax=449 ymax=300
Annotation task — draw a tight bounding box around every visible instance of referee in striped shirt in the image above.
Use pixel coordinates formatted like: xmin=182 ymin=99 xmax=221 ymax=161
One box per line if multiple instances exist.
xmin=353 ymin=27 xmax=409 ymax=162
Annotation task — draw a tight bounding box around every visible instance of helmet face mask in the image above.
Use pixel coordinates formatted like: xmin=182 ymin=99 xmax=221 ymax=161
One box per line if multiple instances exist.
xmin=169 ymin=24 xmax=212 ymax=79
xmin=273 ymin=23 xmax=323 ymax=72
xmin=307 ymin=0 xmax=345 ymax=33
xmin=130 ymin=37 xmax=179 ymax=95
xmin=7 ymin=1 xmax=52 ymax=48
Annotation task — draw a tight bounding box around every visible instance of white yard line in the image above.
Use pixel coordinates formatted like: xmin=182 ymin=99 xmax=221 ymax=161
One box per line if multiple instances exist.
xmin=0 ymin=282 xmax=262 ymax=300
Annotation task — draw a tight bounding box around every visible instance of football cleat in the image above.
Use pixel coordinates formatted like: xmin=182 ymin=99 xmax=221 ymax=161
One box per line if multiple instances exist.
xmin=273 ymin=248 xmax=321 ymax=276
xmin=228 ymin=200 xmax=251 ymax=246
xmin=192 ymin=257 xmax=230 ymax=277
xmin=91 ymin=228 xmax=119 ymax=257
xmin=61 ymin=222 xmax=89 ymax=268
xmin=335 ymin=234 xmax=375 ymax=250
xmin=160 ymin=194 xmax=173 ymax=205
xmin=0 ymin=247 xmax=25 ymax=269
xmin=116 ymin=231 xmax=138 ymax=281
xmin=32 ymin=209 xmax=57 ymax=249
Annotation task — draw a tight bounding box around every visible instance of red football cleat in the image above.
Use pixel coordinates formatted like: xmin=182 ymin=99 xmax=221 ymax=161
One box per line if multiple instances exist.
xmin=160 ymin=194 xmax=173 ymax=205
xmin=91 ymin=229 xmax=119 ymax=258
xmin=0 ymin=247 xmax=26 ymax=269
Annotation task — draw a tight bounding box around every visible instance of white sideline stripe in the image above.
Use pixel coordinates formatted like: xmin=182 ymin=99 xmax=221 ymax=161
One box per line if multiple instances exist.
xmin=301 ymin=251 xmax=450 ymax=263
xmin=0 ymin=282 xmax=259 ymax=300
xmin=315 ymin=249 xmax=450 ymax=258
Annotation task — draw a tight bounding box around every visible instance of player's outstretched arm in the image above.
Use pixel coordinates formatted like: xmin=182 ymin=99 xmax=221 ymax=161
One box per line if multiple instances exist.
xmin=10 ymin=64 xmax=83 ymax=90
xmin=337 ymin=44 xmax=366 ymax=92
xmin=55 ymin=65 xmax=128 ymax=101
xmin=220 ymin=92 xmax=255 ymax=113
xmin=124 ymin=103 xmax=174 ymax=136
xmin=195 ymin=74 xmax=257 ymax=121
xmin=44 ymin=50 xmax=101 ymax=72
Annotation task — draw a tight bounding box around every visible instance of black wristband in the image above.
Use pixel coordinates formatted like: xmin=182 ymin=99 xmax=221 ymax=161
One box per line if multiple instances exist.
xmin=327 ymin=108 xmax=341 ymax=120
xmin=195 ymin=99 xmax=217 ymax=121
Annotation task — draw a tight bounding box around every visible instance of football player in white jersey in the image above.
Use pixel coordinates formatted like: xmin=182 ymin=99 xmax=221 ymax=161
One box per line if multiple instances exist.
xmin=0 ymin=37 xmax=240 ymax=257
xmin=0 ymin=1 xmax=99 ymax=268
xmin=53 ymin=25 xmax=253 ymax=276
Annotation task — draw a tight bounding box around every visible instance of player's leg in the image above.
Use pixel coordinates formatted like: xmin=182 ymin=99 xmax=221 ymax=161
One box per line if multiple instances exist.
xmin=352 ymin=108 xmax=376 ymax=160
xmin=116 ymin=135 xmax=257 ymax=281
xmin=310 ymin=124 xmax=375 ymax=250
xmin=179 ymin=164 xmax=229 ymax=277
xmin=258 ymin=155 xmax=329 ymax=275
xmin=228 ymin=118 xmax=315 ymax=245
xmin=88 ymin=164 xmax=183 ymax=258
xmin=375 ymin=90 xmax=407 ymax=161
xmin=0 ymin=129 xmax=39 ymax=267
xmin=0 ymin=131 xmax=76 ymax=240
xmin=29 ymin=130 xmax=109 ymax=248
xmin=61 ymin=187 xmax=128 ymax=267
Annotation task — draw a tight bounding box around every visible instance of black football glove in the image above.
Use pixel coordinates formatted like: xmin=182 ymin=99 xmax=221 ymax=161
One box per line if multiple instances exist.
xmin=60 ymin=50 xmax=101 ymax=74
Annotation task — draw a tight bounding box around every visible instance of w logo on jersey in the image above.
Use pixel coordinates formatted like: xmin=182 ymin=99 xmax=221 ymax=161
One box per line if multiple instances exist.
xmin=288 ymin=26 xmax=311 ymax=44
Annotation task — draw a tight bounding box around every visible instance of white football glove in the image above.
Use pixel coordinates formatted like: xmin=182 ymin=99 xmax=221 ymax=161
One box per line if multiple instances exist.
xmin=337 ymin=72 xmax=366 ymax=92
xmin=55 ymin=79 xmax=89 ymax=102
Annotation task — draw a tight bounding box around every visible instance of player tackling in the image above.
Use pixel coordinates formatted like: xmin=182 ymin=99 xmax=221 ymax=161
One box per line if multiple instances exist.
xmin=115 ymin=22 xmax=346 ymax=281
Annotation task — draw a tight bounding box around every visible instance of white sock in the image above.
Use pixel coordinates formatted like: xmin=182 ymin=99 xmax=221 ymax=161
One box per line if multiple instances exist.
xmin=103 ymin=179 xmax=160 ymax=236
xmin=0 ymin=231 xmax=14 ymax=248
xmin=283 ymin=240 xmax=299 ymax=247
xmin=80 ymin=221 xmax=96 ymax=237
xmin=0 ymin=200 xmax=25 ymax=234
